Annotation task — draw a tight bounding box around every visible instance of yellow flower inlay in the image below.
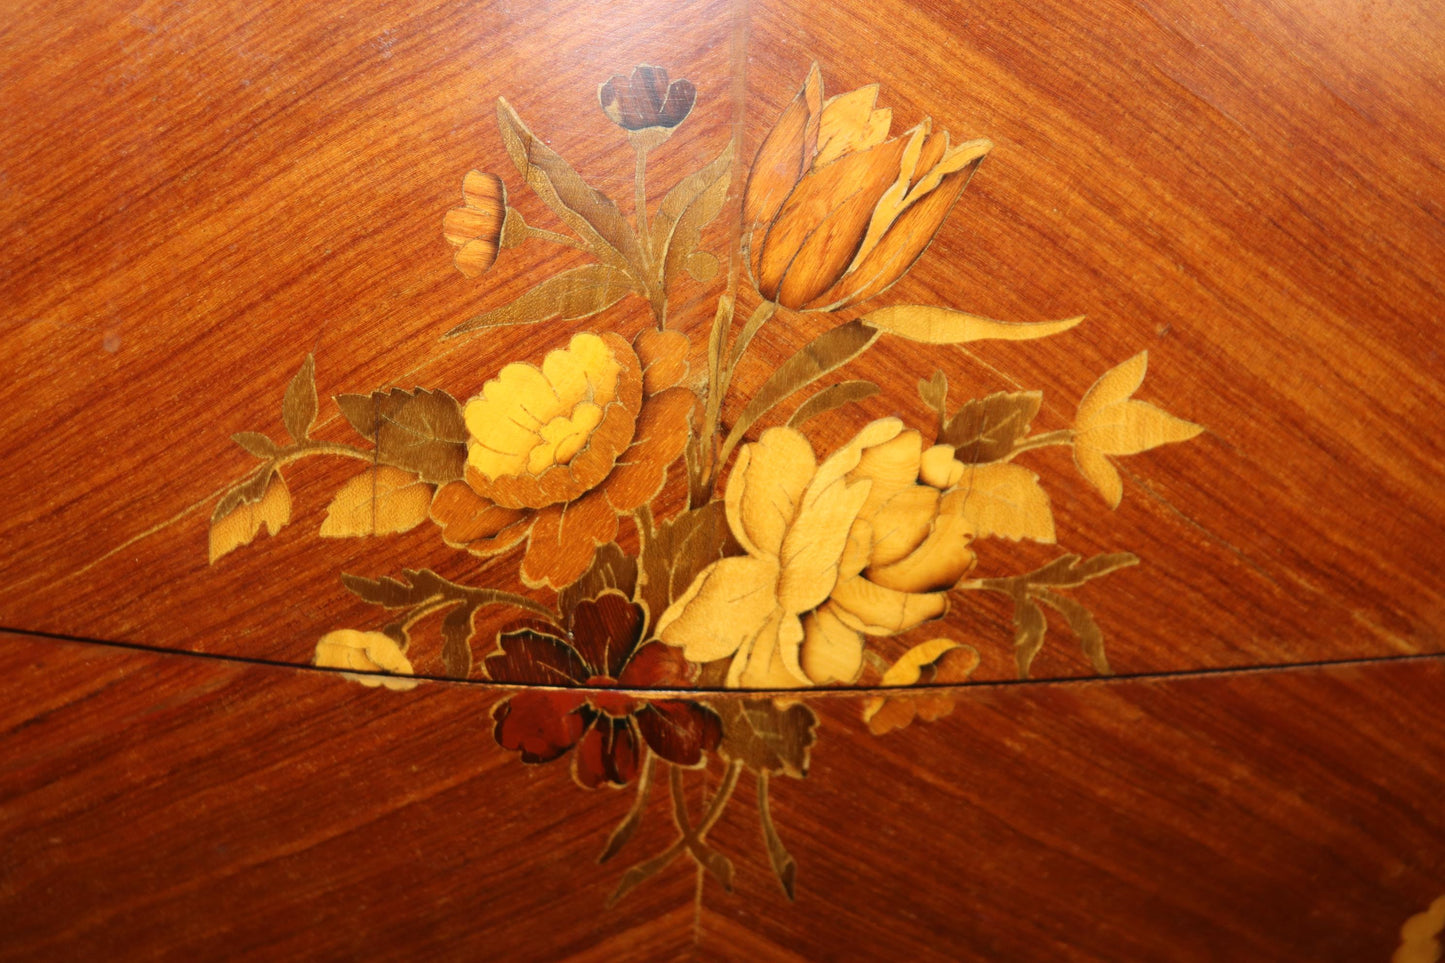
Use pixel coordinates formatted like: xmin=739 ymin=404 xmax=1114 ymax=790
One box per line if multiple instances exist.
xmin=658 ymin=418 xmax=979 ymax=688
xmin=465 ymin=333 xmax=623 ymax=482
xmin=313 ymin=629 xmax=419 ymax=692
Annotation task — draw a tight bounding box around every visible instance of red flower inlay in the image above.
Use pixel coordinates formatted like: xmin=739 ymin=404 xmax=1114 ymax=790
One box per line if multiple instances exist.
xmin=485 ymin=591 xmax=722 ymax=788
xmin=598 ymin=65 xmax=696 ymax=131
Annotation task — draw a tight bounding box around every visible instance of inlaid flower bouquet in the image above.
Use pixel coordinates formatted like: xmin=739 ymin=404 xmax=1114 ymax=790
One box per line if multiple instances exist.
xmin=208 ymin=63 xmax=1203 ymax=902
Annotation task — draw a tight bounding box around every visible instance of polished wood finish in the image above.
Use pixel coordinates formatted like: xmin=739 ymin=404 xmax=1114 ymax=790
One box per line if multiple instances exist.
xmin=2 ymin=631 xmax=1441 ymax=960
xmin=2 ymin=0 xmax=1443 ymax=958
xmin=1 ymin=0 xmax=1442 ymax=680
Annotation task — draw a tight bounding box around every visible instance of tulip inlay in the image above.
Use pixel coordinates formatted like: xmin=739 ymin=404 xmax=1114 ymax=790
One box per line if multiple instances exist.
xmin=207 ymin=61 xmax=1206 ymax=907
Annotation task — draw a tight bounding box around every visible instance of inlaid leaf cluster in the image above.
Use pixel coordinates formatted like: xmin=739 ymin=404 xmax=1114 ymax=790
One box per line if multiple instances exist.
xmin=204 ymin=59 xmax=1211 ymax=908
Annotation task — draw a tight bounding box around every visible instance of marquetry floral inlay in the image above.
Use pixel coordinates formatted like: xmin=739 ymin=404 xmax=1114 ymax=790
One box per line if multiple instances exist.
xmin=208 ymin=62 xmax=1204 ymax=904
xmin=1396 ymin=895 xmax=1445 ymax=963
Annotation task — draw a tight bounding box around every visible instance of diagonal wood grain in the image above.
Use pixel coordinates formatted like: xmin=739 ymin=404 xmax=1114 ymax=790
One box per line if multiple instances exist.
xmin=1 ymin=630 xmax=1441 ymax=960
xmin=0 ymin=0 xmax=1440 ymax=684
xmin=3 ymin=1 xmax=1443 ymax=959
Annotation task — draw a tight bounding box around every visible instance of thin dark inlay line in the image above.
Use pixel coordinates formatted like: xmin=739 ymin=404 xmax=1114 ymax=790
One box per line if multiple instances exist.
xmin=2 ymin=624 xmax=1441 ymax=698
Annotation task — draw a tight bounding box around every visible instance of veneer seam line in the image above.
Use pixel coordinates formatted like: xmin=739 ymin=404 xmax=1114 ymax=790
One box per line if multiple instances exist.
xmin=2 ymin=625 xmax=1439 ymax=696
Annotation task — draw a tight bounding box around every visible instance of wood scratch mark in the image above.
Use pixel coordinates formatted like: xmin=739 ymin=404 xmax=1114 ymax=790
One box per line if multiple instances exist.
xmin=956 ymin=345 xmax=1421 ymax=655
xmin=953 ymin=344 xmax=1028 ymax=392
xmin=1123 ymin=467 xmax=1420 ymax=655
xmin=1121 ymin=465 xmax=1277 ymax=585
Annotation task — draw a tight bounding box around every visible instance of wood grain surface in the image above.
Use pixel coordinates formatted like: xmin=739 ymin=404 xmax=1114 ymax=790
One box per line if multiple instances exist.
xmin=0 ymin=0 xmax=1441 ymax=682
xmin=2 ymin=1 xmax=1443 ymax=957
xmin=1 ymin=630 xmax=1441 ymax=961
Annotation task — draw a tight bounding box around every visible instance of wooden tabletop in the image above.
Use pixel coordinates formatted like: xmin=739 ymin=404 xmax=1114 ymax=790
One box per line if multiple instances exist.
xmin=1 ymin=0 xmax=1442 ymax=957
xmin=3 ymin=629 xmax=1443 ymax=960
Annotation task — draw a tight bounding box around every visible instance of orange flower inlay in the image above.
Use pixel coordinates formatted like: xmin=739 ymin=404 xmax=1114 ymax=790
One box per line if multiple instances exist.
xmin=743 ymin=64 xmax=992 ymax=312
xmin=431 ymin=330 xmax=693 ymax=589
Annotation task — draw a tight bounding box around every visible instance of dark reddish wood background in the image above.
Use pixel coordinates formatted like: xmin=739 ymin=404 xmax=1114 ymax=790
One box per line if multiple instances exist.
xmin=2 ymin=0 xmax=1442 ymax=678
xmin=1 ymin=0 xmax=1443 ymax=957
xmin=2 ymin=630 xmax=1442 ymax=961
